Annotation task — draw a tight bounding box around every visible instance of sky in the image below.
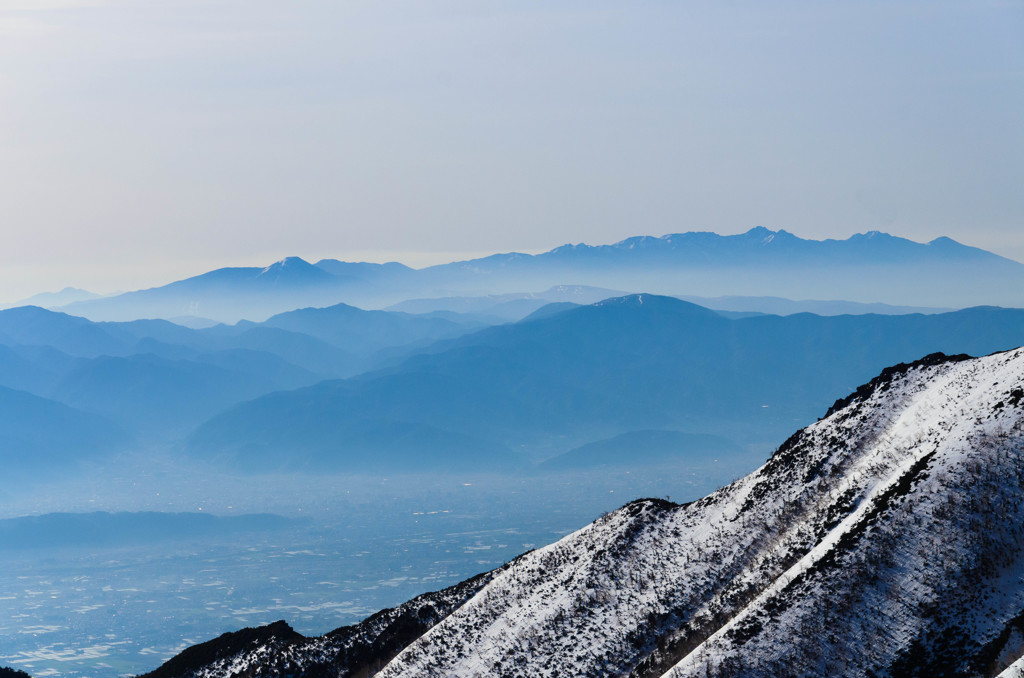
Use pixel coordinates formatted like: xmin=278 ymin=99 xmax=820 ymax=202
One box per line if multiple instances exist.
xmin=0 ymin=0 xmax=1022 ymax=301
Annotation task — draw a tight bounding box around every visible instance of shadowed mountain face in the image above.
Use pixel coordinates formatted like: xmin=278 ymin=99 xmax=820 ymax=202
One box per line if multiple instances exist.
xmin=144 ymin=348 xmax=1024 ymax=678
xmin=56 ymin=229 xmax=1024 ymax=323
xmin=189 ymin=295 xmax=1024 ymax=472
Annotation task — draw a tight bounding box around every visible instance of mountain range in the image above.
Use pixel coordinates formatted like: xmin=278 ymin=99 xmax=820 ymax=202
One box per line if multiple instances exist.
xmin=5 ymin=229 xmax=1024 ymax=678
xmin=52 ymin=228 xmax=1024 ymax=323
xmin=0 ymin=302 xmax=480 ymax=452
xmin=189 ymin=295 xmax=1024 ymax=471
xmin=2 ymin=286 xmax=105 ymax=310
xmin=388 ymin=288 xmax=950 ymax=323
xmin=4 ymin=293 xmax=1024 ymax=476
xmin=138 ymin=347 xmax=1024 ymax=678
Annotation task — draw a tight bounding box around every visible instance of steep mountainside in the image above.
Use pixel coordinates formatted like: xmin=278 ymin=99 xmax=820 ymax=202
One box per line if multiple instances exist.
xmin=138 ymin=572 xmax=501 ymax=678
xmin=149 ymin=347 xmax=1024 ymax=677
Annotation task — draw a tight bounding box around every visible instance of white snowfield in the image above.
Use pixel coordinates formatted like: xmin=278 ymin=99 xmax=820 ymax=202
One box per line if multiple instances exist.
xmin=376 ymin=348 xmax=1024 ymax=678
xmin=998 ymin=656 xmax=1024 ymax=678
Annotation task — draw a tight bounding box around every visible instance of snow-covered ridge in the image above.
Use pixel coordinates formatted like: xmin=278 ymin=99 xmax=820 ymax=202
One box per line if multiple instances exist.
xmin=379 ymin=348 xmax=1024 ymax=678
xmin=138 ymin=570 xmax=501 ymax=678
xmin=146 ymin=348 xmax=1024 ymax=678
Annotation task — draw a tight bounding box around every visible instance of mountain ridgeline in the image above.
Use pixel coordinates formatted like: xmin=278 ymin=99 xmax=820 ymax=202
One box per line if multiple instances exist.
xmin=3 ymin=293 xmax=1024 ymax=475
xmin=142 ymin=348 xmax=1024 ymax=677
xmin=189 ymin=296 xmax=1024 ymax=471
xmin=0 ymin=302 xmax=480 ymax=454
xmin=53 ymin=228 xmax=1024 ymax=322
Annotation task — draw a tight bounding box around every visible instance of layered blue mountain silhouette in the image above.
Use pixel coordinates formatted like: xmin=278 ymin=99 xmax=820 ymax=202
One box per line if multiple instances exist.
xmin=385 ymin=285 xmax=627 ymax=322
xmin=390 ymin=291 xmax=949 ymax=322
xmin=6 ymin=226 xmax=1024 ymax=478
xmin=7 ymin=231 xmax=1024 ymax=678
xmin=59 ymin=257 xmax=411 ymax=323
xmin=249 ymin=302 xmax=466 ymax=354
xmin=1 ymin=286 xmax=103 ymax=310
xmin=56 ymin=229 xmax=1024 ymax=322
xmin=0 ymin=303 xmax=484 ymax=452
xmin=0 ymin=384 xmax=125 ymax=472
xmin=6 ymin=290 xmax=1024 ymax=476
xmin=189 ymin=295 xmax=1024 ymax=472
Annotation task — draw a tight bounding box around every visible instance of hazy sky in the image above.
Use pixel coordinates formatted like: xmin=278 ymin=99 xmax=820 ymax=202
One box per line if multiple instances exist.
xmin=1 ymin=0 xmax=1021 ymax=300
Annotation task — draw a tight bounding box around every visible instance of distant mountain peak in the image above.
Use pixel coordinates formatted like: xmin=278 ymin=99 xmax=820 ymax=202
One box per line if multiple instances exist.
xmin=597 ymin=226 xmax=814 ymax=252
xmin=926 ymin=235 xmax=996 ymax=258
xmin=259 ymin=256 xmax=315 ymax=275
xmin=549 ymin=242 xmax=587 ymax=253
xmin=254 ymin=257 xmax=335 ymax=288
xmin=616 ymin=235 xmax=664 ymax=250
xmin=847 ymin=229 xmax=905 ymax=242
xmin=589 ymin=293 xmax=722 ymax=317
xmin=736 ymin=225 xmax=797 ymax=242
xmin=594 ymin=293 xmax=649 ymax=306
xmin=5 ymin=286 xmax=104 ymax=311
xmin=744 ymin=225 xmax=776 ymax=238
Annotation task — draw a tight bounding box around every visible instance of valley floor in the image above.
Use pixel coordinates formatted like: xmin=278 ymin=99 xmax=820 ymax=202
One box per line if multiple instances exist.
xmin=0 ymin=456 xmax=761 ymax=678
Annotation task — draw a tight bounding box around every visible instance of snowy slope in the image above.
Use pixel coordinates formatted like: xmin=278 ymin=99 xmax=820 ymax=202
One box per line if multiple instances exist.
xmin=147 ymin=348 xmax=1024 ymax=678
xmin=378 ymin=348 xmax=1024 ymax=678
xmin=138 ymin=571 xmax=499 ymax=678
